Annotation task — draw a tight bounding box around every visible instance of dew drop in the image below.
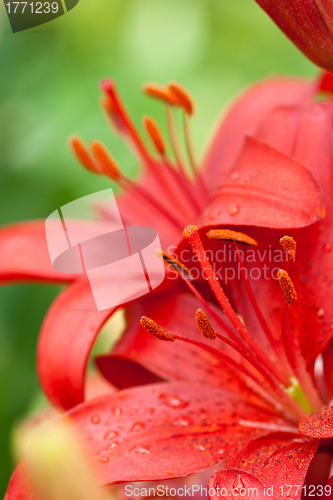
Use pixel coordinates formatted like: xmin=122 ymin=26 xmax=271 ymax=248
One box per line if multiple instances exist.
xmin=229 ymin=204 xmax=239 ymax=216
xmin=100 ymin=456 xmax=109 ymax=463
xmin=159 ymin=393 xmax=189 ymax=408
xmin=173 ymin=416 xmax=193 ymax=426
xmin=196 ymin=444 xmax=205 ymax=451
xmin=208 ymin=208 xmax=220 ymax=220
xmin=112 ymin=407 xmax=122 ymax=419
xmin=323 ymin=243 xmax=332 ymax=253
xmin=318 ymin=308 xmax=325 ymax=317
xmin=107 ymin=441 xmax=119 ymax=451
xmin=230 ymin=171 xmax=240 ymax=181
xmin=233 ymin=475 xmax=245 ymax=490
xmin=91 ymin=415 xmax=100 ymax=424
xmin=104 ymin=430 xmax=119 ymax=441
xmin=131 ymin=422 xmax=146 ymax=432
xmin=129 ymin=445 xmax=150 ymax=455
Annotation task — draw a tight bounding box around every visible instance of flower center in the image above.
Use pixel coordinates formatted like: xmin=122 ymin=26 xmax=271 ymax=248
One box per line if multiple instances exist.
xmin=141 ymin=226 xmax=324 ymax=423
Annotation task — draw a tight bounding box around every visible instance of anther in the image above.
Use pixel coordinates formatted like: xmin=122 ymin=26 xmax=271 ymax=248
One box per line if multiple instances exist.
xmin=140 ymin=317 xmax=175 ymax=342
xmin=280 ymin=236 xmax=296 ymax=260
xmin=69 ymin=136 xmax=101 ymax=175
xmin=157 ymin=250 xmax=193 ymax=279
xmin=143 ymin=117 xmax=167 ymax=156
xmin=207 ymin=229 xmax=258 ymax=247
xmin=183 ymin=224 xmax=199 ymax=239
xmin=142 ymin=83 xmax=178 ymax=106
xmin=195 ymin=309 xmax=216 ymax=340
xmin=277 ymin=269 xmax=297 ymax=306
xmin=168 ymin=82 xmax=194 ymax=115
xmin=90 ymin=142 xmax=122 ymax=181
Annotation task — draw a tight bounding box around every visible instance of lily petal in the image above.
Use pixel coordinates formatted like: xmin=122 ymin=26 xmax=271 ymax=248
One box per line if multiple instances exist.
xmin=225 ymin=434 xmax=319 ymax=500
xmin=0 ymin=222 xmax=78 ymax=283
xmin=203 ymin=77 xmax=315 ymax=191
xmin=37 ymin=279 xmax=116 ymax=411
xmin=208 ymin=469 xmax=271 ymax=500
xmin=253 ymin=0 xmax=333 ymax=72
xmin=299 ymin=406 xmax=333 ymax=438
xmin=5 ymin=382 xmax=289 ymax=499
xmin=200 ymin=137 xmax=325 ymax=229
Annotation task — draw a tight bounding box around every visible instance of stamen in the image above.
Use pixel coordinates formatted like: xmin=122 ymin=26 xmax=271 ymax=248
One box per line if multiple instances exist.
xmin=69 ymin=136 xmax=101 ymax=175
xmin=232 ymin=241 xmax=292 ymax=384
xmin=159 ymin=250 xmax=241 ymax=341
xmin=183 ymin=225 xmax=292 ymax=388
xmin=101 ymin=79 xmax=152 ymax=165
xmin=168 ymin=82 xmax=195 ymax=115
xmin=143 ymin=117 xmax=167 ymax=157
xmin=195 ymin=309 xmax=217 ymax=340
xmin=142 ymin=83 xmax=178 ymax=106
xmin=277 ymin=269 xmax=297 ymax=306
xmin=140 ymin=317 xmax=273 ymax=400
xmin=280 ymin=236 xmax=296 ymax=261
xmin=207 ymin=229 xmax=258 ymax=246
xmin=165 ymin=105 xmax=188 ymax=170
xmin=140 ymin=317 xmax=175 ymax=342
xmin=157 ymin=250 xmax=193 ymax=279
xmin=140 ymin=315 xmax=302 ymax=420
xmin=91 ymin=141 xmax=122 ymax=181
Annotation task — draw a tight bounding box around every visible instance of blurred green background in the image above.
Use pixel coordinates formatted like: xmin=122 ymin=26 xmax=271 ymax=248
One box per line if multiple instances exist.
xmin=0 ymin=0 xmax=317 ymax=494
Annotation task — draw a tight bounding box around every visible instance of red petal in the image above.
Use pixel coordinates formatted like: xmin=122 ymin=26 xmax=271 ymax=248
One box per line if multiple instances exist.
xmin=203 ymin=77 xmax=315 ymax=191
xmin=5 ymin=382 xmax=288 ymax=499
xmin=208 ymin=469 xmax=270 ymax=500
xmin=299 ymin=407 xmax=333 ymax=438
xmin=253 ymin=0 xmax=333 ymax=72
xmin=0 ymin=222 xmax=78 ymax=283
xmin=226 ymin=434 xmax=318 ymax=500
xmin=200 ymin=137 xmax=325 ymax=229
xmin=37 ymin=279 xmax=115 ymax=411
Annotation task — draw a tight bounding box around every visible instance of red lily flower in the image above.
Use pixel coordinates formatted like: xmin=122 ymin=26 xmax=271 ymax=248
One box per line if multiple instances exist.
xmin=3 ymin=73 xmax=333 ymax=499
xmin=253 ymin=0 xmax=333 ymax=72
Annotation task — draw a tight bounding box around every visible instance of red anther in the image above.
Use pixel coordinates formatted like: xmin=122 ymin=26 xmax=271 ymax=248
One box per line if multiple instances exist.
xmin=91 ymin=142 xmax=122 ymax=181
xmin=70 ymin=136 xmax=101 ymax=175
xmin=168 ymin=81 xmax=195 ymax=115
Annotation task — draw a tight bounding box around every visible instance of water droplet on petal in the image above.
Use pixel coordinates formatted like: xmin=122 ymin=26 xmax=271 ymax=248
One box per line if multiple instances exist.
xmin=229 ymin=204 xmax=239 ymax=216
xmin=173 ymin=416 xmax=193 ymax=426
xmin=208 ymin=208 xmax=220 ymax=220
xmin=230 ymin=171 xmax=240 ymax=181
xmin=323 ymin=243 xmax=332 ymax=253
xmin=91 ymin=415 xmax=100 ymax=424
xmin=100 ymin=456 xmax=109 ymax=463
xmin=318 ymin=308 xmax=325 ymax=317
xmin=196 ymin=444 xmax=205 ymax=451
xmin=112 ymin=407 xmax=122 ymax=419
xmin=233 ymin=475 xmax=245 ymax=490
xmin=129 ymin=445 xmax=150 ymax=455
xmin=107 ymin=441 xmax=119 ymax=451
xmin=131 ymin=422 xmax=146 ymax=432
xmin=104 ymin=430 xmax=119 ymax=441
xmin=159 ymin=393 xmax=189 ymax=408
